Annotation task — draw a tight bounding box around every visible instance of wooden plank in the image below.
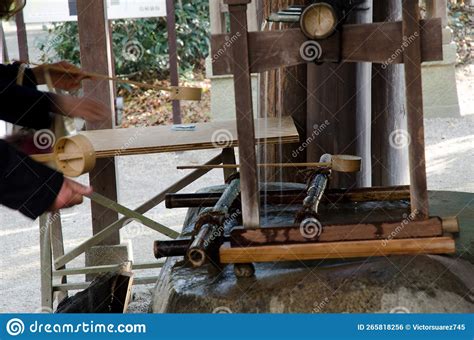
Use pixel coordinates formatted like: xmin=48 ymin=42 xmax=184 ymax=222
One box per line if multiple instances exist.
xmin=77 ymin=0 xmax=119 ymax=244
xmin=49 ymin=212 xmax=68 ymax=303
xmin=39 ymin=214 xmax=53 ymax=311
xmin=230 ymin=217 xmax=444 ymax=247
xmin=53 ymin=276 xmax=159 ymax=292
xmin=220 ymin=236 xmax=455 ymax=263
xmin=225 ymin=0 xmax=260 ymax=229
xmin=403 ymin=0 xmax=429 ymax=219
xmin=79 ymin=117 xmax=299 ymax=158
xmin=53 ymin=262 xmax=164 ymax=277
xmin=211 ymin=19 xmax=443 ymax=75
xmin=54 ymin=154 xmax=223 ymax=269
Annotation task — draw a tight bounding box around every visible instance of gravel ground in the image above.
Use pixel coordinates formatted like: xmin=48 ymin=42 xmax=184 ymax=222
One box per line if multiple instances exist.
xmin=0 ymin=68 xmax=472 ymax=313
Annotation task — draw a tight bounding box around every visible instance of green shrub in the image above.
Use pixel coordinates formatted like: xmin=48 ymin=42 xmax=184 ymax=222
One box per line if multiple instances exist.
xmin=38 ymin=0 xmax=210 ymax=80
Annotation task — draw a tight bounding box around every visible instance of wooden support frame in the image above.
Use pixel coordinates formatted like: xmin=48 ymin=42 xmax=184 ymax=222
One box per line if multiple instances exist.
xmin=225 ymin=0 xmax=261 ymax=229
xmin=211 ymin=0 xmax=451 ymax=271
xmin=402 ymin=0 xmax=430 ymax=219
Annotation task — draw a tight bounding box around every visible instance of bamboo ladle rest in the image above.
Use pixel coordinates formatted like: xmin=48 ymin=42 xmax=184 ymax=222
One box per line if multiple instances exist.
xmin=37 ymin=63 xmax=202 ymax=101
xmin=177 ymin=155 xmax=362 ymax=173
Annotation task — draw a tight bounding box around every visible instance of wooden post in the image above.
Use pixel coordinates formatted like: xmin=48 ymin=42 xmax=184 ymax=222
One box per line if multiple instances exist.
xmin=77 ymin=0 xmax=119 ymax=244
xmin=15 ymin=11 xmax=29 ymax=62
xmin=402 ymin=0 xmax=429 ymax=219
xmin=225 ymin=0 xmax=261 ymax=229
xmin=39 ymin=214 xmax=53 ymax=311
xmin=371 ymin=0 xmax=409 ymax=187
xmin=166 ymin=0 xmax=181 ymax=124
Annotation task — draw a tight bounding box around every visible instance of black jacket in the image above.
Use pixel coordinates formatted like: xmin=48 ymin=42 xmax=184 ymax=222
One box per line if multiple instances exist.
xmin=0 ymin=63 xmax=64 ymax=219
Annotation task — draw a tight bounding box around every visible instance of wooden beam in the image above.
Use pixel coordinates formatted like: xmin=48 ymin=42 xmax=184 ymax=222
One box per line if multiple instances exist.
xmin=39 ymin=215 xmax=53 ymax=311
xmin=53 ymin=262 xmax=164 ymax=277
xmin=225 ymin=0 xmax=261 ymax=228
xmin=77 ymin=0 xmax=119 ymax=244
xmin=402 ymin=0 xmax=429 ymax=219
xmin=54 ymin=153 xmax=222 ymax=269
xmin=220 ymin=236 xmax=455 ymax=263
xmin=166 ymin=0 xmax=181 ymax=124
xmin=230 ymin=217 xmax=444 ymax=247
xmin=15 ymin=11 xmax=29 ymax=62
xmin=211 ymin=19 xmax=443 ymax=75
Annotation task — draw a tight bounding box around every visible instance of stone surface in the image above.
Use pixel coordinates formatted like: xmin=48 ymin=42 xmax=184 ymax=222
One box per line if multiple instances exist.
xmin=422 ymin=43 xmax=461 ymax=118
xmin=85 ymin=243 xmax=131 ymax=281
xmin=151 ymin=186 xmax=474 ymax=313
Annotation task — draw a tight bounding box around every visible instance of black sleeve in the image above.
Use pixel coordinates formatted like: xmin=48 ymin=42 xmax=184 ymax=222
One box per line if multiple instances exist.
xmin=0 ymin=63 xmax=54 ymax=130
xmin=0 ymin=140 xmax=64 ymax=219
xmin=0 ymin=63 xmax=39 ymax=88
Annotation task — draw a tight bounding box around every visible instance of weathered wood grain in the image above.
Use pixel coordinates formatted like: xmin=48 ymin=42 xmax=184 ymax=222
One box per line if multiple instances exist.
xmin=211 ymin=19 xmax=442 ymax=75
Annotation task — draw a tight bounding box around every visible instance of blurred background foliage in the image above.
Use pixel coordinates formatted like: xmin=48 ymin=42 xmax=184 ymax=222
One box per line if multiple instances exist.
xmin=38 ymin=0 xmax=210 ymax=81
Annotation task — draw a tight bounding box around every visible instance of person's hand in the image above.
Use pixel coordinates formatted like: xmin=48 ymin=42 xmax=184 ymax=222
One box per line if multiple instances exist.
xmin=49 ymin=178 xmax=93 ymax=211
xmin=33 ymin=61 xmax=90 ymax=91
xmin=51 ymin=94 xmax=108 ymax=123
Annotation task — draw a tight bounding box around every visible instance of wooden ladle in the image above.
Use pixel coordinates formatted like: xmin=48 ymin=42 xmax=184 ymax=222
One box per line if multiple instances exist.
xmin=31 ymin=135 xmax=96 ymax=177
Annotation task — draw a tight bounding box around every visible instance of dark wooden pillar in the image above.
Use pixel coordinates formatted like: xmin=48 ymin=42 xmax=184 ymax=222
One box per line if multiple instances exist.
xmin=15 ymin=11 xmax=29 ymax=62
xmin=166 ymin=0 xmax=181 ymax=124
xmin=225 ymin=0 xmax=260 ymax=228
xmin=306 ymin=6 xmax=370 ymax=189
xmin=77 ymin=0 xmax=119 ymax=244
xmin=371 ymin=0 xmax=409 ymax=187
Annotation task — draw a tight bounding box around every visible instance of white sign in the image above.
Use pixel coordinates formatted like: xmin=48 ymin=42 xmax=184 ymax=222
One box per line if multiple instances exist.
xmin=23 ymin=0 xmax=167 ymax=23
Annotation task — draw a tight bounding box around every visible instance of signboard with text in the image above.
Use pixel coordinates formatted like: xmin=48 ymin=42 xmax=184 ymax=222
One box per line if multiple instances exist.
xmin=23 ymin=0 xmax=166 ymax=23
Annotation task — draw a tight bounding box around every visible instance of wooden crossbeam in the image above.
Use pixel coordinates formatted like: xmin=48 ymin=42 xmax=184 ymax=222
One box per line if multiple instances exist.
xmin=211 ymin=19 xmax=442 ymax=75
xmin=219 ymin=236 xmax=455 ymax=263
xmin=230 ymin=217 xmax=447 ymax=247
